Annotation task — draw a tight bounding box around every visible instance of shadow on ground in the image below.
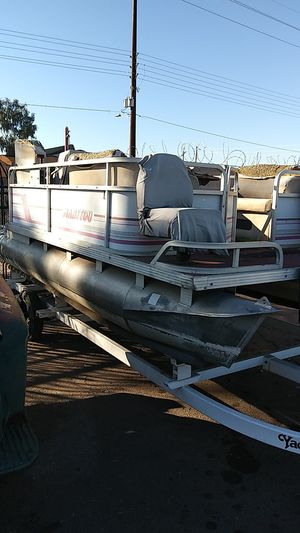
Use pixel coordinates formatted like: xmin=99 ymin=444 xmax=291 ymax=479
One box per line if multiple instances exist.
xmin=1 ymin=318 xmax=300 ymax=533
xmin=1 ymin=392 xmax=300 ymax=533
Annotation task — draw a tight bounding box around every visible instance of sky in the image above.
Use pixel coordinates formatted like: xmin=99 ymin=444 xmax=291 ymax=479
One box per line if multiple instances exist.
xmin=1 ymin=0 xmax=300 ymax=165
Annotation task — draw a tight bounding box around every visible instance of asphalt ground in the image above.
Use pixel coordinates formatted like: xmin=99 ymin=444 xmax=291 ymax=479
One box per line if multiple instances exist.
xmin=1 ymin=310 xmax=300 ymax=533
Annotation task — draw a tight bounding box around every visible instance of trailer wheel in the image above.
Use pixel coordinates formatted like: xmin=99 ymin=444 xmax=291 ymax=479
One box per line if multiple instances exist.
xmin=18 ymin=291 xmax=44 ymax=340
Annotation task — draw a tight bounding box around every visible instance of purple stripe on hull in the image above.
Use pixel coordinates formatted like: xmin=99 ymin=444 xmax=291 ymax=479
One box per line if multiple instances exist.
xmin=57 ymin=226 xmax=166 ymax=246
xmin=94 ymin=214 xmax=138 ymax=223
xmin=275 ymin=234 xmax=300 ymax=241
xmin=277 ymin=217 xmax=300 ymax=221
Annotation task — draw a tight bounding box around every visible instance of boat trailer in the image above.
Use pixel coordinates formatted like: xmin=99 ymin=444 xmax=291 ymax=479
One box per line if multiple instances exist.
xmin=8 ymin=279 xmax=300 ymax=457
xmin=1 ymin=148 xmax=300 ymax=467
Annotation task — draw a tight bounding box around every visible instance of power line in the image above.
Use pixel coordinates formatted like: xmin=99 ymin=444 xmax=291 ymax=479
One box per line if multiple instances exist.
xmin=139 ymin=53 xmax=300 ymax=104
xmin=3 ymin=34 xmax=300 ymax=111
xmin=226 ymin=0 xmax=300 ymax=33
xmin=0 ymin=27 xmax=130 ymax=56
xmin=141 ymin=68 xmax=300 ymax=114
xmin=2 ymin=25 xmax=300 ymax=107
xmin=1 ymin=33 xmax=300 ymax=114
xmin=180 ymin=0 xmax=300 ymax=51
xmin=24 ymin=101 xmax=300 ymax=153
xmin=268 ymin=0 xmax=300 ymax=16
xmin=0 ymin=39 xmax=130 ymax=64
xmin=5 ymin=34 xmax=300 ymax=111
xmin=27 ymin=103 xmax=116 ymax=113
xmin=2 ymin=27 xmax=300 ymax=122
xmin=0 ymin=43 xmax=130 ymax=68
xmin=0 ymin=54 xmax=129 ymax=77
xmin=143 ymin=76 xmax=300 ymax=119
xmin=4 ymin=31 xmax=299 ymax=107
xmin=138 ymin=113 xmax=300 ymax=153
xmin=2 ymin=50 xmax=300 ymax=119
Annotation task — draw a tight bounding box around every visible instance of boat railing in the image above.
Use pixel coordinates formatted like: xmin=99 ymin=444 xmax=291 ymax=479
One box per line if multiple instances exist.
xmin=271 ymin=169 xmax=300 ymax=242
xmin=269 ymin=167 xmax=300 ymax=206
xmin=7 ymin=157 xmax=240 ymax=255
xmin=237 ymin=168 xmax=300 ymax=247
xmin=150 ymin=240 xmax=283 ymax=273
xmin=184 ymin=161 xmax=238 ymax=242
xmin=8 ymin=156 xmax=141 ymax=186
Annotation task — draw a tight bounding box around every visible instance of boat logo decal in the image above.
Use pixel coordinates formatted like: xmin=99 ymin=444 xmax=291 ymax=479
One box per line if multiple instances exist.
xmin=63 ymin=208 xmax=93 ymax=223
xmin=278 ymin=433 xmax=300 ymax=450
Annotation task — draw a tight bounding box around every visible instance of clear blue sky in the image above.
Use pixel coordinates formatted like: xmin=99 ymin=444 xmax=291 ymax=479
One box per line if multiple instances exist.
xmin=1 ymin=0 xmax=300 ymax=165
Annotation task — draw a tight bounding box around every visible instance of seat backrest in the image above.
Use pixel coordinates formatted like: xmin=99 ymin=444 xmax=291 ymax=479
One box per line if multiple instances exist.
xmin=238 ymin=171 xmax=300 ymax=199
xmin=136 ymin=153 xmax=193 ymax=215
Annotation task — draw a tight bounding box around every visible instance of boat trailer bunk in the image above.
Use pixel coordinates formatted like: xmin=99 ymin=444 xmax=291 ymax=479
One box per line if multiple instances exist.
xmin=1 ymin=151 xmax=300 ymax=455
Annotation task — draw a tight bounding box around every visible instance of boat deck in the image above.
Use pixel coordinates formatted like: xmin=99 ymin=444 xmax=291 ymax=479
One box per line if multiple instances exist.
xmin=5 ymin=223 xmax=300 ymax=293
xmin=130 ymin=247 xmax=300 ymax=270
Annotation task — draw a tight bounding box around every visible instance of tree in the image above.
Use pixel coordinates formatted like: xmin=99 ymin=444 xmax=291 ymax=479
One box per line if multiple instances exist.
xmin=0 ymin=98 xmax=37 ymax=154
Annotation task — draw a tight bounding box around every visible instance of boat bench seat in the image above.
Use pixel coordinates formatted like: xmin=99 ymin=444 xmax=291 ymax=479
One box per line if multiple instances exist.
xmin=237 ymin=173 xmax=300 ymax=214
xmin=237 ymin=171 xmax=300 ymax=243
xmin=55 ymin=150 xmax=139 ymax=186
xmin=237 ymin=197 xmax=272 ymax=213
xmin=238 ymin=173 xmax=300 ymax=199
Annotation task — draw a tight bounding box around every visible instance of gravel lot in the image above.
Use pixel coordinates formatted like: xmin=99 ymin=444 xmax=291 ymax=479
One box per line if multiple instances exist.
xmin=1 ymin=310 xmax=300 ymax=533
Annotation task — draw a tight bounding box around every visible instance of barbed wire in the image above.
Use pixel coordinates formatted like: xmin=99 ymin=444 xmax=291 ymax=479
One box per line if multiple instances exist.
xmin=129 ymin=141 xmax=300 ymax=167
xmin=222 ymin=145 xmax=247 ymax=167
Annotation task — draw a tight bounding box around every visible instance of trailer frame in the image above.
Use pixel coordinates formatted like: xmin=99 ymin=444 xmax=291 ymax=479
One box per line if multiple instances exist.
xmin=8 ymin=279 xmax=300 ymax=456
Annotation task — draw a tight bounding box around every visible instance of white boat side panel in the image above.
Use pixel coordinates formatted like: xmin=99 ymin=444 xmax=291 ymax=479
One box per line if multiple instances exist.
xmin=50 ymin=188 xmax=166 ymax=254
xmin=108 ymin=190 xmax=166 ymax=253
xmin=50 ymin=189 xmax=106 ymax=246
xmin=12 ymin=188 xmax=48 ymax=230
xmin=274 ymin=196 xmax=300 ymax=245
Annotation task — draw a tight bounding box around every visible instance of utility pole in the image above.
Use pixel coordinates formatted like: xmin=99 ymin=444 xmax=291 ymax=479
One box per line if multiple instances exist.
xmin=129 ymin=0 xmax=137 ymax=157
xmin=64 ymin=126 xmax=70 ymax=151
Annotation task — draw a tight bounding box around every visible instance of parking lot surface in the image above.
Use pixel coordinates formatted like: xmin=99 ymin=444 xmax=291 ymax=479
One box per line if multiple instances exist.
xmin=1 ymin=312 xmax=300 ymax=533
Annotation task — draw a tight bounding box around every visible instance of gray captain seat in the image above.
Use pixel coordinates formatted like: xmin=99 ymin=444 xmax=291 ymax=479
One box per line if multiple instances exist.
xmin=136 ymin=153 xmax=227 ymax=250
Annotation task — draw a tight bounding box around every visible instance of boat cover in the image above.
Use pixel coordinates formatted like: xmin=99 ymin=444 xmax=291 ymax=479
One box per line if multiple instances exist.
xmin=139 ymin=206 xmax=226 ymax=243
xmin=136 ymin=153 xmax=226 ymax=251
